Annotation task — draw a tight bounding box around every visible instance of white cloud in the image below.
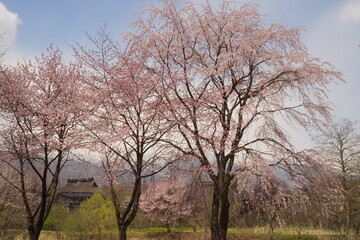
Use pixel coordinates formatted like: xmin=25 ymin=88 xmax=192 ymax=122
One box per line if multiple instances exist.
xmin=0 ymin=2 xmax=23 ymax=64
xmin=0 ymin=2 xmax=21 ymax=48
xmin=339 ymin=0 xmax=360 ymax=23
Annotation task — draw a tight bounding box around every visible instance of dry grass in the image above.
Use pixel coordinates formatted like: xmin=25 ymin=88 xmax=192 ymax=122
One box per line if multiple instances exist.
xmin=12 ymin=228 xmax=354 ymax=240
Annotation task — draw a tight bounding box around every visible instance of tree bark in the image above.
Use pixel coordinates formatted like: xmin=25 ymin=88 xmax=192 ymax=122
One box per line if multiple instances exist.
xmin=345 ymin=199 xmax=351 ymax=232
xmin=166 ymin=223 xmax=171 ymax=233
xmin=119 ymin=224 xmax=127 ymax=240
xmin=210 ymin=179 xmax=231 ymax=240
xmin=27 ymin=226 xmax=41 ymax=240
xmin=111 ymin=176 xmax=142 ymax=240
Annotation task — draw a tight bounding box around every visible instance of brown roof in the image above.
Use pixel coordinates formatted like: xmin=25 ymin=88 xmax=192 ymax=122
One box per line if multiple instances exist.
xmin=58 ymin=178 xmax=98 ymax=194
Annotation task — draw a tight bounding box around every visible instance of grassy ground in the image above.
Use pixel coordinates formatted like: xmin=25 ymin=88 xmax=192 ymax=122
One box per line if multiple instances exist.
xmin=11 ymin=227 xmax=358 ymax=240
xmin=126 ymin=227 xmax=352 ymax=240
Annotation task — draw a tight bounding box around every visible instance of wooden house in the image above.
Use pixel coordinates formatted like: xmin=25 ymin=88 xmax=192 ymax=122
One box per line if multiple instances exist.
xmin=57 ymin=178 xmax=98 ymax=209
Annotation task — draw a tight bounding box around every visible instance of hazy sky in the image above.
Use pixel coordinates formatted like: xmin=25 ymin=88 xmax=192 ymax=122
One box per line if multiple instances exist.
xmin=1 ymin=0 xmax=359 ymax=148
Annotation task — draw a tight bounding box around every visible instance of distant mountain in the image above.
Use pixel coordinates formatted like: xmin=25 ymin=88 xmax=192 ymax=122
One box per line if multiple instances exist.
xmin=59 ymin=160 xmax=104 ymax=186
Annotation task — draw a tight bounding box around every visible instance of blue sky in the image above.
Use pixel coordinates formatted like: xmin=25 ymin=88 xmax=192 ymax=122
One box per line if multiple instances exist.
xmin=0 ymin=0 xmax=149 ymax=57
xmin=1 ymin=0 xmax=360 ymax=148
xmin=0 ymin=0 xmax=351 ymax=56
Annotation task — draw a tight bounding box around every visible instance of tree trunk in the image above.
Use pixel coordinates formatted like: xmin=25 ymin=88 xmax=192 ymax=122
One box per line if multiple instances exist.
xmin=27 ymin=226 xmax=41 ymax=240
xmin=210 ymin=181 xmax=230 ymax=240
xmin=111 ymin=176 xmax=142 ymax=240
xmin=166 ymin=223 xmax=171 ymax=233
xmin=345 ymin=200 xmax=351 ymax=232
xmin=119 ymin=224 xmax=127 ymax=240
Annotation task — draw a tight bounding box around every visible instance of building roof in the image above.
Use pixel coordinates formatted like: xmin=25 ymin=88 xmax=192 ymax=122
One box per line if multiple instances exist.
xmin=58 ymin=178 xmax=98 ymax=194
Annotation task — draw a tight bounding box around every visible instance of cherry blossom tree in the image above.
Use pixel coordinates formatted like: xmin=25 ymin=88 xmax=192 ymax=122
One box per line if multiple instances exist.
xmin=165 ymin=158 xmax=213 ymax=231
xmin=0 ymin=46 xmax=85 ymax=240
xmin=140 ymin=177 xmax=193 ymax=232
xmin=236 ymin=170 xmax=290 ymax=230
xmin=132 ymin=1 xmax=342 ymax=239
xmin=300 ymin=164 xmax=341 ymax=230
xmin=235 ymin=148 xmax=338 ymax=230
xmin=73 ymin=29 xmax=174 ymax=240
